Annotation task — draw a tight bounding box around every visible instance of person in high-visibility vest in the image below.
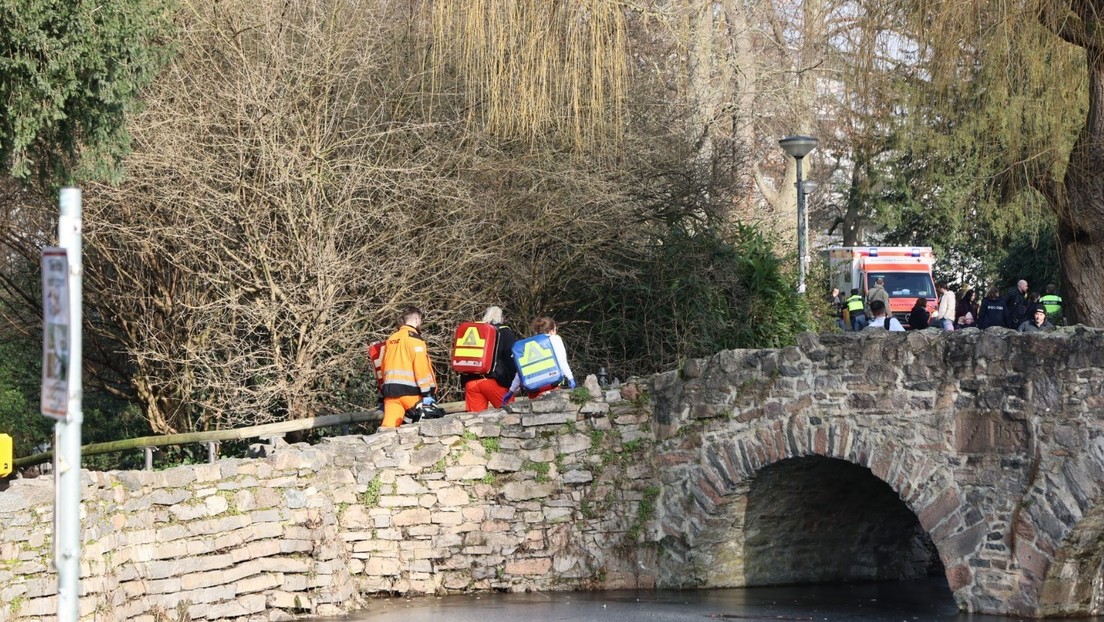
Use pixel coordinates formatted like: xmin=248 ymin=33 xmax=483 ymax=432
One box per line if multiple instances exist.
xmin=845 ymin=289 xmax=866 ymax=332
xmin=380 ymin=306 xmax=438 ymax=428
xmin=1040 ymin=284 xmax=1064 ymax=324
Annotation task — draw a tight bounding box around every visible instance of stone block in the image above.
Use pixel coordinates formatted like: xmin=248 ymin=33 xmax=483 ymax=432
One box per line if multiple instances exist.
xmin=562 ymin=470 xmax=593 ymax=484
xmin=419 ymin=418 xmax=465 ymax=437
xmin=231 ymin=539 xmax=282 ymax=563
xmin=523 ymin=411 xmax=573 ymax=425
xmin=558 ymin=433 xmax=592 ymax=455
xmin=503 ymin=482 xmax=557 ymax=501
xmin=395 ymin=476 xmax=429 ymax=495
xmin=379 ymin=495 xmax=420 ymax=508
xmin=504 ymin=557 xmax=552 ymax=576
xmin=195 ymin=593 xmax=266 ymax=619
xmin=268 ymin=591 xmax=314 ymax=611
xmin=392 ymin=508 xmax=432 ymax=526
xmin=236 ymin=572 xmax=283 ymax=594
xmin=579 ymin=401 xmax=610 ymax=415
xmin=445 ymin=465 xmax=487 ymax=481
xmin=148 ymin=489 xmax=191 ymax=506
xmin=490 ymin=455 xmax=523 ymax=475
xmin=433 ymin=511 xmax=464 ymax=526
xmin=365 ymin=556 xmax=402 ymax=576
xmin=435 ymin=487 xmax=470 ymax=507
xmin=955 ymin=412 xmax=1028 ymax=454
xmin=193 ymin=463 xmax=223 ymax=483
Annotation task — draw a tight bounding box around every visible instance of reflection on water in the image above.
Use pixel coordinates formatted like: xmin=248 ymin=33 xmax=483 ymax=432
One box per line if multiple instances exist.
xmin=325 ymin=579 xmax=1039 ymax=622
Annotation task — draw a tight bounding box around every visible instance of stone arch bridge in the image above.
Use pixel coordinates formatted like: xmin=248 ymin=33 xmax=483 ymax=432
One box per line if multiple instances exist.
xmin=2 ymin=328 xmax=1104 ymax=620
xmin=650 ymin=328 xmax=1104 ymax=617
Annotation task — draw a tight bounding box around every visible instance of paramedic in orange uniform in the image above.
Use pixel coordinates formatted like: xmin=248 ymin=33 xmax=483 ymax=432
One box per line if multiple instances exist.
xmin=461 ymin=306 xmax=518 ymax=412
xmin=380 ymin=306 xmax=438 ymax=427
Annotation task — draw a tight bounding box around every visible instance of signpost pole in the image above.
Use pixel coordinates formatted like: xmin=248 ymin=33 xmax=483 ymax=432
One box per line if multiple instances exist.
xmin=55 ymin=187 xmax=82 ymax=622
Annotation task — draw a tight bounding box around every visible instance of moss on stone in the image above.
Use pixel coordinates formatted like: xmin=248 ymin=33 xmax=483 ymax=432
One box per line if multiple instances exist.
xmin=363 ymin=475 xmax=382 ymax=507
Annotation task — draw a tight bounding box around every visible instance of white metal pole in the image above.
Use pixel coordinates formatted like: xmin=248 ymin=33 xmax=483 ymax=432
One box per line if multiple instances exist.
xmin=795 ymin=157 xmax=807 ymax=295
xmin=56 ymin=187 xmax=82 ymax=622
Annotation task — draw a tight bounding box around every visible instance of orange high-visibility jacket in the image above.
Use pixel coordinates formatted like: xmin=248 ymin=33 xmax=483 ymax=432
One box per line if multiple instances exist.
xmin=381 ymin=325 xmax=437 ymax=398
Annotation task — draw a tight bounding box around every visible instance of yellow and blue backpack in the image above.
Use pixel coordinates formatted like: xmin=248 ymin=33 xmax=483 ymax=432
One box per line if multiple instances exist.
xmin=511 ymin=334 xmax=563 ymax=391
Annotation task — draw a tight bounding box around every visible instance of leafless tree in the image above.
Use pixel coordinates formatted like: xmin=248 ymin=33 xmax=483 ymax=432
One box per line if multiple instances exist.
xmin=78 ymin=0 xmax=655 ymax=432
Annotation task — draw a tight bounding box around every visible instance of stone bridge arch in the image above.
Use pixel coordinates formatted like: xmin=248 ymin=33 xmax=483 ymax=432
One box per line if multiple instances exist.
xmin=647 ymin=329 xmax=1104 ymax=616
xmin=1029 ymin=426 xmax=1104 ymax=616
xmin=650 ymin=416 xmax=967 ymax=604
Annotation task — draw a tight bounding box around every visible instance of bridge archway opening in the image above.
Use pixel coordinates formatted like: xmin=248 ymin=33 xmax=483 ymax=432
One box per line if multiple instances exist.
xmin=742 ymin=456 xmax=946 ymax=588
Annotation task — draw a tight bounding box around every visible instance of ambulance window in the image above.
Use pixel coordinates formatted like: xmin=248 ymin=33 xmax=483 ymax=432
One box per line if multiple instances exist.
xmin=873 ymin=273 xmax=935 ymax=298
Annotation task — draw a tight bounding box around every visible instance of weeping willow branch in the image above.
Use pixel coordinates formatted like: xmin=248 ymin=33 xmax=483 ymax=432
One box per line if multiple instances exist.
xmin=420 ymin=0 xmax=629 ymax=151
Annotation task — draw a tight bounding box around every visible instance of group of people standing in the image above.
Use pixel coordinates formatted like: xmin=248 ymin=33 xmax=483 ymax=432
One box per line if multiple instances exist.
xmin=831 ymin=279 xmax=1064 ymax=333
xmin=376 ymin=306 xmax=575 ymax=428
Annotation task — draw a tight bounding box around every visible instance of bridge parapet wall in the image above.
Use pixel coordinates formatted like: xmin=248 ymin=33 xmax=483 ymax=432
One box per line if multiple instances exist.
xmin=0 ymin=387 xmax=658 ymax=622
xmin=648 ymin=327 xmax=1104 ymax=617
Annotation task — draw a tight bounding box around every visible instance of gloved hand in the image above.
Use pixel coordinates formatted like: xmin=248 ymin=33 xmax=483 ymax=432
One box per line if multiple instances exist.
xmin=500 ymin=391 xmax=514 ymax=407
xmin=421 ymin=395 xmax=435 ymax=406
xmin=566 ymin=378 xmax=576 ymax=389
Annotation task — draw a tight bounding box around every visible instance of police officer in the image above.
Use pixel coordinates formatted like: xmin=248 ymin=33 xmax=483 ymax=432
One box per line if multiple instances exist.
xmin=845 ymin=288 xmax=866 ymax=332
xmin=1040 ymin=284 xmax=1064 ymax=325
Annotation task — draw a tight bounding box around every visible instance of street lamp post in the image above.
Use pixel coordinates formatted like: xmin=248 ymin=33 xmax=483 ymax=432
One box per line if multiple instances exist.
xmin=779 ymin=135 xmax=818 ymax=295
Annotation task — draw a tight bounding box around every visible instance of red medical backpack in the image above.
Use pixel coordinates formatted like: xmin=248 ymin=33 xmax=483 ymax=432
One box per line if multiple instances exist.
xmin=449 ymin=321 xmax=498 ymax=374
xmin=367 ymin=340 xmax=386 ymax=393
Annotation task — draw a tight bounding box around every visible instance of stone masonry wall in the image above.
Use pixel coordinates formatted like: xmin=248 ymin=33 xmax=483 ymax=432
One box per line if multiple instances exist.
xmin=8 ymin=328 xmax=1104 ymax=620
xmin=646 ymin=327 xmax=1104 ymax=617
xmin=0 ymin=383 xmax=659 ymax=622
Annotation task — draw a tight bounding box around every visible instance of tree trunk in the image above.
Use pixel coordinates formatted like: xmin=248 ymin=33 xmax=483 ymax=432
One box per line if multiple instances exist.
xmin=1060 ymin=51 xmax=1104 ymax=326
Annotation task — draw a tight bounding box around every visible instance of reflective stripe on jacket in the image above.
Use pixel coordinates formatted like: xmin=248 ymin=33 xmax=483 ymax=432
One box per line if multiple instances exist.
xmin=381 ymin=325 xmax=437 ymax=398
xmin=846 ymin=295 xmax=865 ymax=313
xmin=1040 ymin=295 xmax=1063 ymax=316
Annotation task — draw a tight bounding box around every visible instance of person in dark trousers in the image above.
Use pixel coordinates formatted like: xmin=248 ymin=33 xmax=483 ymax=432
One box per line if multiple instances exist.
xmin=978 ymin=287 xmax=1007 ymax=329
xmin=1004 ymin=279 xmax=1029 ymax=329
xmin=461 ymin=306 xmax=519 ymax=412
xmin=846 ymin=289 xmax=866 ymax=332
xmin=907 ymin=297 xmax=930 ymax=331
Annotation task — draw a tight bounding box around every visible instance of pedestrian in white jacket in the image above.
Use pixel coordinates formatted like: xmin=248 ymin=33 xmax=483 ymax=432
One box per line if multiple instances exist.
xmin=934 ymin=283 xmax=956 ymax=331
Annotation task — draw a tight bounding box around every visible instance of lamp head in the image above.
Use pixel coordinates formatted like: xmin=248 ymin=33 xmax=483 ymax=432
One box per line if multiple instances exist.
xmin=779 ymin=135 xmax=818 ymax=159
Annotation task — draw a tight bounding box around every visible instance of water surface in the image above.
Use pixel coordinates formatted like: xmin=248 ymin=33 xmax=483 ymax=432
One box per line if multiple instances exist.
xmin=332 ymin=579 xmax=1039 ymax=622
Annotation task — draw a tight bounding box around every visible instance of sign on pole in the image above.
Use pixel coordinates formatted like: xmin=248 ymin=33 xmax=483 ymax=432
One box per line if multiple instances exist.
xmin=41 ymin=247 xmax=71 ymax=420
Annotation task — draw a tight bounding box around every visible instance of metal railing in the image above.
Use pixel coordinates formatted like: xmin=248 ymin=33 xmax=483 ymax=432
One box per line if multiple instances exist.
xmin=12 ymin=400 xmax=466 ymax=471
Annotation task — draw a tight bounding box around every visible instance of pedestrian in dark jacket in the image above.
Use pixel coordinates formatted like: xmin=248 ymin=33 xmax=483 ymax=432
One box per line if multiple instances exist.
xmin=1019 ymin=307 xmax=1056 ymax=333
xmin=461 ymin=306 xmax=519 ymax=412
xmin=1004 ymin=279 xmax=1029 ymax=329
xmin=978 ymin=287 xmax=1007 ymax=329
xmin=955 ymin=289 xmax=978 ymax=329
xmin=907 ymin=297 xmax=930 ymax=331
